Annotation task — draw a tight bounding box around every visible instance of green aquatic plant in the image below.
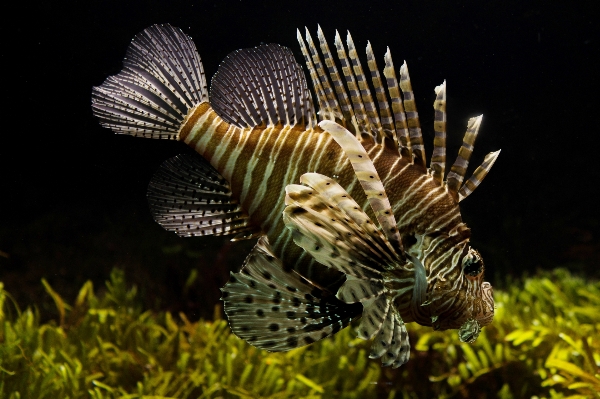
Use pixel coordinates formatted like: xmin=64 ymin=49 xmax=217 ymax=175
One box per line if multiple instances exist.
xmin=0 ymin=269 xmax=379 ymax=398
xmin=0 ymin=268 xmax=598 ymax=398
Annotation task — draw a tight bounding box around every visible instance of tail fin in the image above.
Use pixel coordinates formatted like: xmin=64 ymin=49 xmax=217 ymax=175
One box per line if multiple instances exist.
xmin=91 ymin=24 xmax=207 ymax=140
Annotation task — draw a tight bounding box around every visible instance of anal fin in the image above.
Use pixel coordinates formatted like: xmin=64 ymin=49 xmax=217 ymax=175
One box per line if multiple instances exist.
xmin=147 ymin=154 xmax=260 ymax=238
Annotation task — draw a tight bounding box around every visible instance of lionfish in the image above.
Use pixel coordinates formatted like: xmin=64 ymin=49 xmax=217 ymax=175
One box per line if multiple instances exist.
xmin=92 ymin=24 xmax=499 ymax=368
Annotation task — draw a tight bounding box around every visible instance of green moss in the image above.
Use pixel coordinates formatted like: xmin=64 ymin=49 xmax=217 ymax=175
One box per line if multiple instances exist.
xmin=1 ymin=268 xmax=599 ymax=398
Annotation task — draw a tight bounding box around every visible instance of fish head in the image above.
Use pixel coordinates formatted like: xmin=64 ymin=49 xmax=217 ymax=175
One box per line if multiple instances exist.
xmin=427 ymin=245 xmax=495 ymax=339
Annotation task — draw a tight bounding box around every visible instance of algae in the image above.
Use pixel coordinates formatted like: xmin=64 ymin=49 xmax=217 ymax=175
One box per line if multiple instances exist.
xmin=0 ymin=268 xmax=598 ymax=398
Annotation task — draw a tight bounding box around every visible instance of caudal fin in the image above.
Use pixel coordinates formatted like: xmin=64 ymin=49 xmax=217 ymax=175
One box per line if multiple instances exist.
xmin=91 ymin=24 xmax=208 ymax=140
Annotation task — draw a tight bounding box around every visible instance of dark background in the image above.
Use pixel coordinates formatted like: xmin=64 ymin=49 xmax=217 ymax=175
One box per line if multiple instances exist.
xmin=1 ymin=0 xmax=598 ymax=319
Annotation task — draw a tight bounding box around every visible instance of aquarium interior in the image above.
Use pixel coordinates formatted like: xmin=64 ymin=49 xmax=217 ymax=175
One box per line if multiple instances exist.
xmin=1 ymin=0 xmax=599 ymax=397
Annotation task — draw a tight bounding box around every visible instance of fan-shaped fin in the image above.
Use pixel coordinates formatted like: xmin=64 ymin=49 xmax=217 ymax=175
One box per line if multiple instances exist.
xmin=283 ymin=181 xmax=397 ymax=280
xmin=147 ymin=154 xmax=259 ymax=238
xmin=222 ymin=237 xmax=361 ymax=352
xmin=92 ymin=24 xmax=207 ymax=139
xmin=210 ymin=43 xmax=316 ymax=129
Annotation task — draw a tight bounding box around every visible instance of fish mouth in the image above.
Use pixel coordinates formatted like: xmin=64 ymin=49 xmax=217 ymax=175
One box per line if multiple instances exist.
xmin=475 ymin=281 xmax=495 ymax=327
xmin=426 ymin=280 xmax=495 ymax=334
xmin=456 ymin=282 xmax=494 ymax=342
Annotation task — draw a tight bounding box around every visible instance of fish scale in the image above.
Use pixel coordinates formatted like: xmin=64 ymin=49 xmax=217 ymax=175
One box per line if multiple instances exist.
xmin=92 ymin=23 xmax=499 ymax=368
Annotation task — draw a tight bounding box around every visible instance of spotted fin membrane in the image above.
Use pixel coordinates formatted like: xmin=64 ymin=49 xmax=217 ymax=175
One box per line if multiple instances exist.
xmin=221 ymin=236 xmax=362 ymax=352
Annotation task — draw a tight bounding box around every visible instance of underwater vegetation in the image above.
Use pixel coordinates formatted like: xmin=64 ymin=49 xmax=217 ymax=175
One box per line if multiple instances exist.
xmin=0 ymin=268 xmax=598 ymax=398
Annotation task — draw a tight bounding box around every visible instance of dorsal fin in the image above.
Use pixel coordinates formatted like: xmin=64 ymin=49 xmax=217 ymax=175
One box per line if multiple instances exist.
xmin=297 ymin=26 xmax=500 ymax=192
xmin=304 ymin=28 xmax=343 ymax=121
xmin=333 ymin=30 xmax=374 ymax=140
xmin=316 ymin=26 xmax=356 ymax=130
xmin=346 ymin=33 xmax=384 ymax=143
xmin=297 ymin=27 xmax=425 ymax=157
xmin=210 ymin=44 xmax=316 ymax=129
xmin=445 ymin=115 xmax=500 ymax=202
xmin=297 ymin=29 xmax=332 ymax=122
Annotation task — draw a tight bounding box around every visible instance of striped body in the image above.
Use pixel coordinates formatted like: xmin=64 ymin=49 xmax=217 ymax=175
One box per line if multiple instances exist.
xmin=91 ymin=24 xmax=499 ymax=366
xmin=179 ymin=102 xmax=463 ymax=325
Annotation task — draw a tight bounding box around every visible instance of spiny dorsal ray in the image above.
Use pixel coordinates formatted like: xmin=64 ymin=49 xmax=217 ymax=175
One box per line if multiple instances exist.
xmin=297 ymin=29 xmax=332 ymax=122
xmin=366 ymin=41 xmax=396 ymax=146
xmin=446 ymin=115 xmax=483 ymax=199
xmin=458 ymin=150 xmax=501 ymax=202
xmin=316 ymin=25 xmax=356 ymax=132
xmin=304 ymin=28 xmax=343 ymax=122
xmin=398 ymin=62 xmax=426 ymax=169
xmin=431 ymin=81 xmax=447 ymax=185
xmin=346 ymin=32 xmax=383 ymax=143
xmin=333 ymin=30 xmax=374 ymax=139
xmin=383 ymin=48 xmax=411 ymax=158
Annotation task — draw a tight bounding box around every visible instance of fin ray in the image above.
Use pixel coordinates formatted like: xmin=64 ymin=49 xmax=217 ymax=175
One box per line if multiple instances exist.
xmin=297 ymin=30 xmax=332 ymax=123
xmin=346 ymin=33 xmax=382 ymax=141
xmin=431 ymin=81 xmax=447 ymax=184
xmin=447 ymin=115 xmax=483 ymax=197
xmin=458 ymin=150 xmax=501 ymax=202
xmin=304 ymin=28 xmax=342 ymax=121
xmin=399 ymin=62 xmax=426 ymax=167
xmin=316 ymin=26 xmax=356 ymax=131
xmin=318 ymin=121 xmax=403 ymax=252
xmin=333 ymin=31 xmax=373 ymax=139
xmin=383 ymin=49 xmax=411 ymax=158
xmin=366 ymin=42 xmax=396 ymax=145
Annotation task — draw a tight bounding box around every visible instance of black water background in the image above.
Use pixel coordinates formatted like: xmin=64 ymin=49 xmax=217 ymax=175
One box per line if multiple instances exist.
xmin=1 ymin=0 xmax=598 ymax=320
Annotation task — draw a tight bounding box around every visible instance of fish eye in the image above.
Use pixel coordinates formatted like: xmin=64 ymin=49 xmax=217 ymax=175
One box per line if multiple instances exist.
xmin=462 ymin=248 xmax=483 ymax=278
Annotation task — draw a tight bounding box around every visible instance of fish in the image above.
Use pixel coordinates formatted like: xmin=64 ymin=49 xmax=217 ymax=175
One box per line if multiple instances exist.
xmin=92 ymin=24 xmax=499 ymax=368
